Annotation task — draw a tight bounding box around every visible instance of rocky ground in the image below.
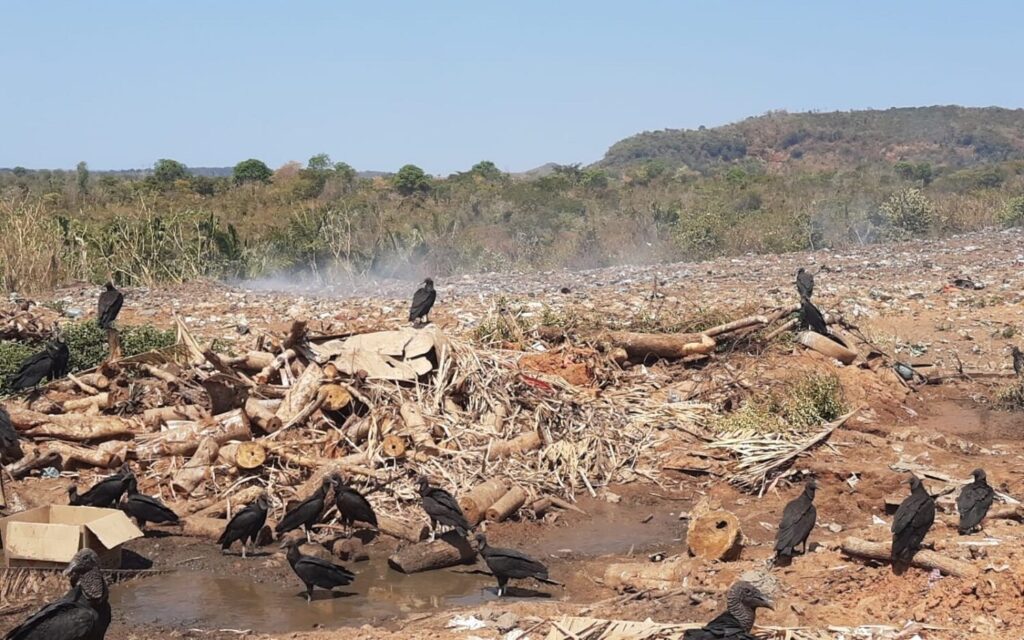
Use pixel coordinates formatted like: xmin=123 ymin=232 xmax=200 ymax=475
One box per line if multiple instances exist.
xmin=5 ymin=228 xmax=1024 ymax=640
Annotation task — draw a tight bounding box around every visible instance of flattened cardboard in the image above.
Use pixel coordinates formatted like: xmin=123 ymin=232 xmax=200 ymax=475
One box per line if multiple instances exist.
xmin=0 ymin=505 xmax=143 ymax=568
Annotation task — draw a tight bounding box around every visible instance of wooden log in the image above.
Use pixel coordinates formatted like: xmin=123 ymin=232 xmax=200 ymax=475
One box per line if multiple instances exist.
xmin=840 ymin=537 xmax=977 ymax=578
xmin=704 ymin=314 xmax=770 ymax=338
xmin=319 ymin=384 xmax=352 ymax=412
xmin=276 ymin=362 xmax=323 ymax=426
xmin=106 ymin=328 xmax=122 ymax=361
xmin=45 ymin=441 xmax=127 ymax=469
xmin=331 ymin=537 xmax=368 ymax=562
xmin=254 ymin=349 xmax=297 ymax=385
xmin=687 ymin=510 xmax=742 ymax=561
xmin=62 ymin=393 xmax=110 ymax=413
xmin=604 ymin=557 xmax=692 ymax=592
xmin=234 ymin=442 xmax=266 ymax=470
xmin=67 ymin=373 xmax=99 ymax=395
xmin=376 ymin=515 xmax=429 ymax=543
xmin=142 ymin=405 xmax=210 ymax=429
xmin=485 ymin=486 xmax=528 ymax=522
xmin=141 ymin=363 xmax=185 ymax=386
xmin=270 ymin=449 xmax=387 ymax=483
xmin=6 ymin=449 xmax=62 ymax=479
xmin=171 ymin=437 xmax=219 ymax=494
xmin=8 ymin=409 xmax=135 ymax=442
xmin=53 ymin=373 xmax=109 ymax=393
xmin=486 ymin=431 xmax=543 ymax=460
xmin=244 ymin=397 xmax=283 ymax=433
xmin=387 ymin=532 xmax=477 ymax=574
xmin=549 ymin=495 xmax=587 ymax=515
xmin=606 ymin=331 xmax=715 ymax=361
xmin=136 ymin=409 xmax=251 ymax=459
xmin=189 ymin=486 xmax=264 ymax=518
xmin=225 ymin=351 xmax=276 ymax=372
xmin=181 ymin=516 xmax=228 ymax=540
xmin=29 ymin=398 xmax=63 ymax=414
xmin=763 ymin=317 xmax=799 ymax=342
xmin=381 ymin=435 xmax=407 ymax=459
xmin=531 ymin=498 xmax=553 ymax=518
xmin=797 ymin=331 xmax=858 ymax=365
xmin=459 ymin=479 xmax=509 ymax=526
xmin=345 ymin=417 xmax=372 ymax=445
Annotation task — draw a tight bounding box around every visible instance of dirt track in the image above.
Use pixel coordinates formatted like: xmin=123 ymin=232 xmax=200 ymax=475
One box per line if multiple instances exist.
xmin=5 ymin=229 xmax=1024 ymax=639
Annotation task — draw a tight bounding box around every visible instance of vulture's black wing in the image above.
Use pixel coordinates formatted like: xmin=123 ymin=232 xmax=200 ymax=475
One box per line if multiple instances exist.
xmin=97 ymin=289 xmax=124 ymax=329
xmin=8 ymin=350 xmax=52 ymax=390
xmin=293 ymin=554 xmax=355 ymax=588
xmin=219 ymin=501 xmax=267 ymax=548
xmin=682 ymin=611 xmax=754 ymax=639
xmin=957 ymin=481 xmax=994 ymax=533
xmin=408 ymin=287 xmax=436 ymax=321
xmin=892 ymin=492 xmax=935 ymax=562
xmin=4 ymin=586 xmax=97 ymax=640
xmin=799 ymin=298 xmax=828 ymax=336
xmin=423 ymin=487 xmax=470 ymax=533
xmin=774 ymin=494 xmax=816 ymax=556
xmin=123 ymin=493 xmax=180 ymax=525
xmin=796 ymin=271 xmax=814 ymax=299
xmin=337 ymin=487 xmax=377 ymax=527
xmin=482 ymin=545 xmax=550 ymax=580
xmin=0 ymin=405 xmax=24 ymax=463
xmin=49 ymin=342 xmax=70 ymax=380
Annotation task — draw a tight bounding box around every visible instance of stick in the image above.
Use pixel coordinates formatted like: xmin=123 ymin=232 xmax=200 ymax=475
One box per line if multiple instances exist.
xmin=840 ymin=537 xmax=978 ymax=578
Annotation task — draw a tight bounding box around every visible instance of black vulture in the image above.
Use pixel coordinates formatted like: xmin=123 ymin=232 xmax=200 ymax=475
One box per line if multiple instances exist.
xmin=282 ymin=537 xmax=355 ymax=602
xmin=891 ymin=475 xmax=936 ymax=564
xmin=475 ymin=533 xmax=560 ymax=596
xmin=1012 ymin=346 xmax=1023 ymax=377
xmin=8 ymin=339 xmax=70 ymax=391
xmin=418 ymin=475 xmax=470 ymax=540
xmin=218 ymin=493 xmax=268 ymax=558
xmin=68 ymin=468 xmax=134 ymax=508
xmin=796 ymin=267 xmax=814 ymax=300
xmin=774 ymin=478 xmax=817 ymax=559
xmin=96 ymin=283 xmax=124 ymax=330
xmin=957 ymin=468 xmax=994 ymax=535
xmin=3 ymin=549 xmax=109 ymax=640
xmin=119 ymin=476 xmax=179 ymax=531
xmin=682 ymin=581 xmax=774 ymax=640
xmin=799 ymin=297 xmax=829 ymax=337
xmin=408 ymin=278 xmax=437 ymax=325
xmin=329 ymin=474 xmax=377 ymax=531
xmin=0 ymin=405 xmax=24 ymax=464
xmin=275 ymin=477 xmax=330 ymax=542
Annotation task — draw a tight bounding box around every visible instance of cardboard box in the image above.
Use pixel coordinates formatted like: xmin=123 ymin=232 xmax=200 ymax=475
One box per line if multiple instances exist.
xmin=0 ymin=505 xmax=143 ymax=568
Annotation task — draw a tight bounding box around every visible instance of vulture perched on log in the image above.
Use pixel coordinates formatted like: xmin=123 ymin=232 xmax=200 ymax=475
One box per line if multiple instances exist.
xmin=119 ymin=476 xmax=179 ymax=531
xmin=799 ymin=297 xmax=829 ymax=337
xmin=96 ymin=282 xmax=123 ymax=330
xmin=418 ymin=475 xmax=470 ymax=539
xmin=282 ymin=537 xmax=355 ymax=602
xmin=68 ymin=467 xmax=134 ymax=509
xmin=891 ymin=475 xmax=936 ymax=565
xmin=218 ymin=493 xmax=268 ymax=558
xmin=330 ymin=474 xmax=377 ymax=531
xmin=275 ymin=478 xmax=330 ymax=542
xmin=796 ymin=267 xmax=814 ymax=300
xmin=9 ymin=339 xmax=69 ymax=390
xmin=774 ymin=478 xmax=817 ymax=559
xmin=408 ymin=278 xmax=437 ymax=325
xmin=682 ymin=581 xmax=774 ymax=640
xmin=476 ymin=533 xmax=560 ymax=596
xmin=0 ymin=405 xmax=24 ymax=463
xmin=4 ymin=549 xmax=110 ymax=640
xmin=957 ymin=468 xmax=994 ymax=535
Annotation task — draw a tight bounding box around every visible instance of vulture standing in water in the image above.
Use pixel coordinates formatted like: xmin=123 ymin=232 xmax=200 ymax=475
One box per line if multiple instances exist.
xmin=795 ymin=267 xmax=815 ymax=300
xmin=96 ymin=282 xmax=123 ymax=330
xmin=475 ymin=533 xmax=560 ymax=596
xmin=774 ymin=478 xmax=817 ymax=559
xmin=282 ymin=537 xmax=355 ymax=602
xmin=957 ymin=468 xmax=994 ymax=534
xmin=682 ymin=581 xmax=774 ymax=640
xmin=275 ymin=477 xmax=330 ymax=542
xmin=891 ymin=475 xmax=936 ymax=565
xmin=330 ymin=474 xmax=377 ymax=532
xmin=1012 ymin=346 xmax=1023 ymax=377
xmin=4 ymin=548 xmax=110 ymax=640
xmin=68 ymin=467 xmax=134 ymax=508
xmin=0 ymin=405 xmax=24 ymax=463
xmin=9 ymin=338 xmax=70 ymax=390
xmin=218 ymin=493 xmax=269 ymax=558
xmin=408 ymin=278 xmax=437 ymax=325
xmin=119 ymin=476 xmax=179 ymax=531
xmin=418 ymin=475 xmax=470 ymax=540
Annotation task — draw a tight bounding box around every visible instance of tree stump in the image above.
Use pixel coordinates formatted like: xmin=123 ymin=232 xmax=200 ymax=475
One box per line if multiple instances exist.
xmin=687 ymin=510 xmax=742 ymax=561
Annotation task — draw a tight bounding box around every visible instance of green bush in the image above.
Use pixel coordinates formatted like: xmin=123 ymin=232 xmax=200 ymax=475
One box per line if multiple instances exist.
xmin=715 ymin=373 xmax=845 ymax=435
xmin=998 ymin=196 xmax=1024 ymax=227
xmin=880 ymin=187 xmax=934 ymax=238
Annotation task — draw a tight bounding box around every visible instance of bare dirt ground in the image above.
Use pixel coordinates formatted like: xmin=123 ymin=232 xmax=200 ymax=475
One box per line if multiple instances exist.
xmin=5 ymin=229 xmax=1024 ymax=639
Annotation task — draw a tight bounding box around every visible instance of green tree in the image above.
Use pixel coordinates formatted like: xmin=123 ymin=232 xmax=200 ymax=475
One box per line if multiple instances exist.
xmin=11 ymin=167 xmax=27 ymax=177
xmin=333 ymin=161 xmax=356 ymax=184
xmin=75 ymin=161 xmax=89 ymax=195
xmin=880 ymin=187 xmax=934 ymax=238
xmin=469 ymin=160 xmax=503 ymax=181
xmin=307 ymin=153 xmax=333 ymax=172
xmin=233 ymin=158 xmax=273 ymax=184
xmin=393 ymin=164 xmax=431 ymax=195
xmin=152 ymin=159 xmax=189 ymax=184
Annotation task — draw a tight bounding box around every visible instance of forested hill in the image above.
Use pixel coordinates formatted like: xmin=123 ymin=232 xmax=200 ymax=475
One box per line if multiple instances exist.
xmin=598 ymin=106 xmax=1024 ymax=173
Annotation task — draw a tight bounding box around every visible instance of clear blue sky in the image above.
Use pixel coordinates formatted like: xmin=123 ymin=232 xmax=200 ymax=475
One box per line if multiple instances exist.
xmin=2 ymin=1 xmax=1021 ymax=174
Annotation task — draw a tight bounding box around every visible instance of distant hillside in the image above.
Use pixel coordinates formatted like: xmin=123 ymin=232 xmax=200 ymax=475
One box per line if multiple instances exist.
xmin=597 ymin=106 xmax=1024 ymax=173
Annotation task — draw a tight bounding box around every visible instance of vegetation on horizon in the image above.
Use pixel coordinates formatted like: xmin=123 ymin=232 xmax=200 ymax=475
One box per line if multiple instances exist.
xmin=2 ymin=106 xmax=1024 ymax=292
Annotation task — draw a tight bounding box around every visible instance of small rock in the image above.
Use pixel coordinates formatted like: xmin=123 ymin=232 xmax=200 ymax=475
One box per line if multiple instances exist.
xmin=494 ymin=612 xmax=519 ymax=632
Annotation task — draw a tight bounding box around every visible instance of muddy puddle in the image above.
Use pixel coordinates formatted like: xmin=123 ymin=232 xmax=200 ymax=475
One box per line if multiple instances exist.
xmin=112 ymin=554 xmax=520 ymax=633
